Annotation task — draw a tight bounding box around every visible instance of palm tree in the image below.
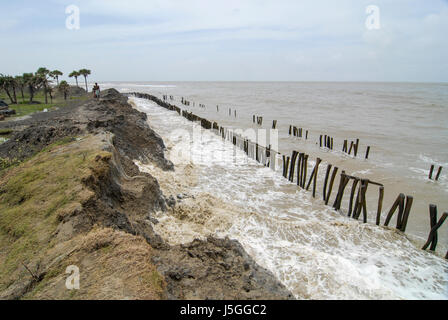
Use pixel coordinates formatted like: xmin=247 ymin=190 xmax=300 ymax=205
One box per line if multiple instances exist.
xmin=46 ymin=87 xmax=54 ymax=103
xmin=78 ymin=69 xmax=91 ymax=92
xmin=0 ymin=74 xmax=13 ymax=104
xmin=58 ymin=81 xmax=70 ymax=100
xmin=9 ymin=76 xmax=17 ymax=104
xmin=36 ymin=67 xmax=51 ymax=104
xmin=23 ymin=72 xmax=41 ymax=103
xmin=50 ymin=70 xmax=63 ymax=86
xmin=14 ymin=75 xmax=26 ymax=102
xmin=69 ymin=71 xmax=80 ymax=87
xmin=0 ymin=74 xmax=17 ymax=104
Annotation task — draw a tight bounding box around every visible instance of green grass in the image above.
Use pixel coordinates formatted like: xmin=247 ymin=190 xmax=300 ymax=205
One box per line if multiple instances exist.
xmin=1 ymin=91 xmax=59 ymax=118
xmin=10 ymin=103 xmax=58 ymax=117
xmin=0 ymin=89 xmax=88 ymax=118
xmin=0 ymin=129 xmax=13 ymax=135
xmin=0 ymin=136 xmax=111 ymax=291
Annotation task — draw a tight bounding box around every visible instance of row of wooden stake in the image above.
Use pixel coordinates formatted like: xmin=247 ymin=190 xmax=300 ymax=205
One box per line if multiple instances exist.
xmin=429 ymin=165 xmax=443 ymax=181
xmin=131 ymin=92 xmax=447 ymax=259
xmin=162 ymin=95 xmax=173 ymax=101
xmin=320 ymin=134 xmax=334 ymax=150
xmin=253 ymin=115 xmax=263 ymax=126
xmin=289 ymin=126 xmax=308 ymax=139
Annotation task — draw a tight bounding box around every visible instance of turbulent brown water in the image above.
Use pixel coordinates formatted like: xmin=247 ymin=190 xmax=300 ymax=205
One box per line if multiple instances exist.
xmin=100 ymin=81 xmax=447 ymax=299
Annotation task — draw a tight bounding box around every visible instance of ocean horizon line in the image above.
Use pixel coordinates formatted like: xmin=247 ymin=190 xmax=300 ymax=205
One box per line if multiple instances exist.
xmin=96 ymin=80 xmax=448 ymax=85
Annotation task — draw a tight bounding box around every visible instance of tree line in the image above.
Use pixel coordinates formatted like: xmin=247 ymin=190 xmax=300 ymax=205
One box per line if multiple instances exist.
xmin=0 ymin=68 xmax=91 ymax=104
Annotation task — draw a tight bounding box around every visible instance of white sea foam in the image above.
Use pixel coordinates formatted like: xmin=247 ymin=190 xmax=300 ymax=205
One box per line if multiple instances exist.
xmin=419 ymin=154 xmax=448 ymax=167
xmin=131 ymin=97 xmax=448 ymax=300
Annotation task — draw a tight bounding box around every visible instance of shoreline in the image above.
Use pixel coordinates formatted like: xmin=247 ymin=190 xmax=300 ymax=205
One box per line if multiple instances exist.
xmin=125 ymin=90 xmax=448 ymax=259
xmin=128 ymin=93 xmax=448 ymax=299
xmin=0 ymin=88 xmax=293 ymax=299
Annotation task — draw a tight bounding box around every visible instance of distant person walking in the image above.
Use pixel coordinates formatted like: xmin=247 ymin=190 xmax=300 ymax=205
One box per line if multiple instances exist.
xmin=93 ymin=83 xmax=100 ymax=98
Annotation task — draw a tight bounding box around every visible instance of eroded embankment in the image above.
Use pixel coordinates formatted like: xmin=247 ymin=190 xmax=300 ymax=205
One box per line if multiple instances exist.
xmin=0 ymin=89 xmax=293 ymax=300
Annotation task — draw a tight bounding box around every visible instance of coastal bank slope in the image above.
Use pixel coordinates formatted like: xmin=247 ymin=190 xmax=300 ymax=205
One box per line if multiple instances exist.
xmin=0 ymin=89 xmax=293 ymax=300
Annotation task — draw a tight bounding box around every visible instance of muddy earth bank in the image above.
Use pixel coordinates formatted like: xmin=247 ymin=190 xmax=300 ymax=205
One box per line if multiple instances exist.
xmin=0 ymin=89 xmax=294 ymax=300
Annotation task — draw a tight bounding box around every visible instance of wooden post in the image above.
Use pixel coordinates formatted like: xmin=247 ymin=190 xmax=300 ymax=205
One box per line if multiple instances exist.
xmin=352 ymin=179 xmax=364 ymax=220
xmin=253 ymin=115 xmax=256 ymax=123
xmin=429 ymin=165 xmax=434 ymax=179
xmin=395 ymin=194 xmax=406 ymax=230
xmin=376 ymin=186 xmax=384 ymax=225
xmin=272 ymin=120 xmax=277 ymax=129
xmin=256 ymin=143 xmax=259 ymax=162
xmin=399 ymin=195 xmax=413 ymax=232
xmin=384 ymin=193 xmax=405 ymax=227
xmin=306 ymin=166 xmax=316 ymax=191
xmin=320 ymin=135 xmax=323 ymax=147
xmin=305 ymin=159 xmax=318 ymax=190
xmin=282 ymin=155 xmax=287 ymax=177
xmin=426 ymin=205 xmax=438 ymax=251
xmin=354 ymin=183 xmax=367 ymax=222
xmin=289 ymin=151 xmax=298 ymax=182
xmin=297 ymin=153 xmax=303 ymax=186
xmin=306 ymin=130 xmax=308 ymax=140
xmin=360 ymin=180 xmax=369 ymax=223
xmin=333 ymin=171 xmax=348 ymax=210
xmin=323 ymin=164 xmax=332 ymax=201
xmin=343 ymin=140 xmax=347 ymax=153
xmin=422 ymin=205 xmax=447 ymax=251
xmin=348 ymin=141 xmax=354 ymax=155
xmin=330 ymin=137 xmax=333 ymax=150
xmin=325 ymin=166 xmax=339 ymax=206
xmin=332 ymin=173 xmax=345 ymax=209
xmin=365 ymin=146 xmax=371 ymax=159
xmin=312 ymin=158 xmax=321 ymax=198
xmin=302 ymin=155 xmax=308 ymax=188
xmin=299 ymin=154 xmax=305 ymax=187
xmin=324 ymin=135 xmax=327 ymax=148
xmin=347 ymin=178 xmax=359 ymax=217
xmin=354 ymin=139 xmax=359 ymax=157
xmin=435 ymin=166 xmax=443 ymax=181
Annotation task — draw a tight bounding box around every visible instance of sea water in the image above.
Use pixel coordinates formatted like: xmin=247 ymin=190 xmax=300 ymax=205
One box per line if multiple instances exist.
xmin=100 ymin=82 xmax=448 ymax=299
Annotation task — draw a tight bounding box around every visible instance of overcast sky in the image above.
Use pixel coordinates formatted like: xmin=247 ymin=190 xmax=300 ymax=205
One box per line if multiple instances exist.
xmin=0 ymin=0 xmax=447 ymax=82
